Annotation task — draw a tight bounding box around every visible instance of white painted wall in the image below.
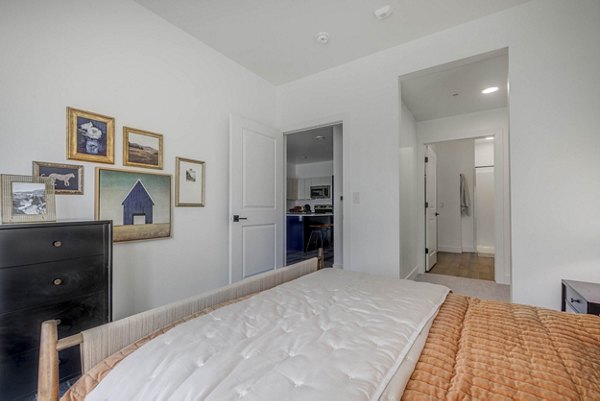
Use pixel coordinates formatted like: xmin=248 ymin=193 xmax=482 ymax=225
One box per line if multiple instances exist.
xmin=474 ymin=138 xmax=496 ymax=255
xmin=399 ymin=101 xmax=419 ymax=278
xmin=294 ymin=161 xmax=333 ymax=179
xmin=279 ymin=0 xmax=600 ymax=308
xmin=433 ymin=139 xmax=475 ymax=254
xmin=475 ymin=139 xmax=495 ymax=167
xmin=0 ymin=0 xmax=277 ymax=319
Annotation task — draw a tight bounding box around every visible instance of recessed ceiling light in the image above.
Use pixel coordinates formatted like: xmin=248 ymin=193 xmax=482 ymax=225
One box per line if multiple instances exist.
xmin=315 ymin=32 xmax=329 ymax=44
xmin=482 ymin=86 xmax=499 ymax=94
xmin=315 ymin=135 xmax=325 ymax=140
xmin=374 ymin=5 xmax=392 ymax=20
xmin=485 ymin=136 xmax=494 ymax=140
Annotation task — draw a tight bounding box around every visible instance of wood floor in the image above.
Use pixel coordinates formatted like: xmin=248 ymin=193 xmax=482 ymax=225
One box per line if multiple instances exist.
xmin=427 ymin=252 xmax=494 ymax=281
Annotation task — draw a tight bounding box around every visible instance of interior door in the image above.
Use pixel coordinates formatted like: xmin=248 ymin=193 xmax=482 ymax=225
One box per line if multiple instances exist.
xmin=425 ymin=145 xmax=438 ymax=271
xmin=229 ymin=114 xmax=284 ymax=283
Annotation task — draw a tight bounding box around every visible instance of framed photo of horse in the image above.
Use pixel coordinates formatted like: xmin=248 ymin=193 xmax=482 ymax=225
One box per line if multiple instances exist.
xmin=32 ymin=161 xmax=84 ymax=195
xmin=67 ymin=107 xmax=115 ymax=164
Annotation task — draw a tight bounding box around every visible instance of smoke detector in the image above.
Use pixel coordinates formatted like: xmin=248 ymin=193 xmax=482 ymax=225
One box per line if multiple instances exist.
xmin=374 ymin=5 xmax=392 ymax=20
xmin=315 ymin=32 xmax=330 ymax=44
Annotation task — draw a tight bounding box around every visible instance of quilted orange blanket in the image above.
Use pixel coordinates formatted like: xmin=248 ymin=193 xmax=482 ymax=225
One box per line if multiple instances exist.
xmin=402 ymin=294 xmax=600 ymax=401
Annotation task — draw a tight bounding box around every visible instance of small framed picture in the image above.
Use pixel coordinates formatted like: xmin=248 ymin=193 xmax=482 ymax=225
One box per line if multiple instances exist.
xmin=123 ymin=127 xmax=163 ymax=169
xmin=32 ymin=161 xmax=84 ymax=195
xmin=67 ymin=107 xmax=115 ymax=164
xmin=1 ymin=175 xmax=56 ymax=224
xmin=176 ymin=157 xmax=205 ymax=207
xmin=95 ymin=168 xmax=171 ymax=242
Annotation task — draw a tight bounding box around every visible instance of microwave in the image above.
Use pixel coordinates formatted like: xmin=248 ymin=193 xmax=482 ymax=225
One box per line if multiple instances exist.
xmin=310 ymin=185 xmax=330 ymax=199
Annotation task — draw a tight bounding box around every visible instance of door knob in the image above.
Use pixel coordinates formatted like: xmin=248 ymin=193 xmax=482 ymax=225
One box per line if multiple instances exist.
xmin=233 ymin=215 xmax=248 ymax=222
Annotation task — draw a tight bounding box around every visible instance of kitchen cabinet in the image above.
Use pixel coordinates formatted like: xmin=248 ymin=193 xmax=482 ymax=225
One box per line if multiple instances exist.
xmin=287 ymin=178 xmax=298 ymax=200
xmin=287 ymin=176 xmax=332 ymax=200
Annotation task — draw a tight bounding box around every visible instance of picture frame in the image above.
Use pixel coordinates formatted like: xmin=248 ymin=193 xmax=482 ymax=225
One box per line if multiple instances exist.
xmin=67 ymin=107 xmax=115 ymax=164
xmin=123 ymin=127 xmax=163 ymax=169
xmin=95 ymin=167 xmax=171 ymax=242
xmin=1 ymin=175 xmax=56 ymax=224
xmin=32 ymin=161 xmax=84 ymax=195
xmin=175 ymin=157 xmax=206 ymax=207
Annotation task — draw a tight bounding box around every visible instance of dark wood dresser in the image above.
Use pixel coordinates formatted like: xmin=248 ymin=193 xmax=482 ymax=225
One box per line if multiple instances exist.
xmin=561 ymin=279 xmax=600 ymax=316
xmin=0 ymin=220 xmax=112 ymax=400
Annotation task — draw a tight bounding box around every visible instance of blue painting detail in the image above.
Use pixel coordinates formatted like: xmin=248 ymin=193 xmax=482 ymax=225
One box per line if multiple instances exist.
xmin=122 ymin=180 xmax=154 ymax=225
xmin=76 ymin=116 xmax=107 ymax=156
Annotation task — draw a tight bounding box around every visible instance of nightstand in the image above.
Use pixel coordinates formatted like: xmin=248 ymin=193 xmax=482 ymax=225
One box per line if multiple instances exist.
xmin=561 ymin=279 xmax=600 ymax=316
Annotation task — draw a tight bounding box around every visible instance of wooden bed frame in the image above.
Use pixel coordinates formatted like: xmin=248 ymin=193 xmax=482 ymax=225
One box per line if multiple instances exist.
xmin=37 ymin=255 xmax=322 ymax=401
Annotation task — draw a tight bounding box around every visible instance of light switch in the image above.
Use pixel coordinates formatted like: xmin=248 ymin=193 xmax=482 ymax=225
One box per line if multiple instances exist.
xmin=352 ymin=192 xmax=360 ymax=204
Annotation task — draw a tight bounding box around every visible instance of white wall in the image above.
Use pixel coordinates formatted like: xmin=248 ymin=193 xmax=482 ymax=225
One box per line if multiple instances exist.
xmin=475 ymin=139 xmax=495 ymax=167
xmin=0 ymin=0 xmax=277 ymax=319
xmin=433 ymin=139 xmax=475 ymax=253
xmin=294 ymin=161 xmax=333 ymax=179
xmin=278 ymin=0 xmax=600 ymax=309
xmin=474 ymin=138 xmax=496 ymax=254
xmin=399 ymin=101 xmax=418 ymax=278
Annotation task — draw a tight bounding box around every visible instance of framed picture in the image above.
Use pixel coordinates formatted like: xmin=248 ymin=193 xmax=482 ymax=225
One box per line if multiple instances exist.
xmin=175 ymin=157 xmax=205 ymax=207
xmin=123 ymin=127 xmax=163 ymax=169
xmin=67 ymin=107 xmax=115 ymax=164
xmin=95 ymin=168 xmax=171 ymax=242
xmin=1 ymin=175 xmax=56 ymax=224
xmin=32 ymin=161 xmax=84 ymax=195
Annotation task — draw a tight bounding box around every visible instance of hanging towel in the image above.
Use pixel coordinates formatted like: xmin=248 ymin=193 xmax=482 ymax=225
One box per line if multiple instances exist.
xmin=460 ymin=173 xmax=470 ymax=216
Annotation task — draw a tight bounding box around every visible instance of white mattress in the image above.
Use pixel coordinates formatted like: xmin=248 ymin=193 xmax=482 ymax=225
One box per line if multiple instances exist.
xmin=87 ymin=269 xmax=449 ymax=401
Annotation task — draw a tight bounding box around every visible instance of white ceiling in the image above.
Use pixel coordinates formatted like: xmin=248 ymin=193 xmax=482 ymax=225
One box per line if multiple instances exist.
xmin=401 ymin=51 xmax=508 ymax=121
xmin=286 ymin=126 xmax=334 ymax=164
xmin=135 ymin=0 xmax=530 ymax=84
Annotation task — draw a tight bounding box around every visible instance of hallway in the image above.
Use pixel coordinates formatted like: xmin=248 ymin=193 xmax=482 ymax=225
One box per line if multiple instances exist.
xmin=427 ymin=252 xmax=494 ymax=281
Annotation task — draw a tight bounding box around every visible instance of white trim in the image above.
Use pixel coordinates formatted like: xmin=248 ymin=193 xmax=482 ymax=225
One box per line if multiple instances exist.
xmin=438 ymin=246 xmax=462 ymax=253
xmin=462 ymin=246 xmax=476 ymax=253
xmin=403 ymin=264 xmax=420 ymax=280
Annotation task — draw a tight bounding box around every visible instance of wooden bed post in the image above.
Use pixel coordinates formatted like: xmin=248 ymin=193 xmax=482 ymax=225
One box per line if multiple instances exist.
xmin=38 ymin=320 xmax=60 ymax=401
xmin=317 ymin=247 xmax=324 ymax=270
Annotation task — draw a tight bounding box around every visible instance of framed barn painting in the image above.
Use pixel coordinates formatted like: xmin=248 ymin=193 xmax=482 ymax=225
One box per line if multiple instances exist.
xmin=123 ymin=127 xmax=163 ymax=169
xmin=95 ymin=168 xmax=171 ymax=242
xmin=32 ymin=161 xmax=84 ymax=195
xmin=1 ymin=175 xmax=56 ymax=224
xmin=67 ymin=107 xmax=115 ymax=164
xmin=175 ymin=157 xmax=205 ymax=207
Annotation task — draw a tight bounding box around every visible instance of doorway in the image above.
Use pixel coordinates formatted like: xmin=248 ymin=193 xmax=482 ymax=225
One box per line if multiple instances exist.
xmin=284 ymin=124 xmax=343 ymax=268
xmin=399 ymin=48 xmax=511 ymax=290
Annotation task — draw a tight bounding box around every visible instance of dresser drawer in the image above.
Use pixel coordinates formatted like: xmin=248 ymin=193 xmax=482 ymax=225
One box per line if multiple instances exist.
xmin=0 ymin=292 xmax=108 ymax=357
xmin=564 ymin=285 xmax=588 ymax=314
xmin=0 ymin=224 xmax=107 ymax=268
xmin=0 ymin=256 xmax=107 ymax=315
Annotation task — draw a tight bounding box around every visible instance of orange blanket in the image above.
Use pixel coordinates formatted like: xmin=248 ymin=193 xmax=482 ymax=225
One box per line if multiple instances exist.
xmin=402 ymin=294 xmax=600 ymax=401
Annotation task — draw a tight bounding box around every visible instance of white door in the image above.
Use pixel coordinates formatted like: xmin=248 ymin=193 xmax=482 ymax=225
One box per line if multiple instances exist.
xmin=229 ymin=114 xmax=284 ymax=283
xmin=425 ymin=145 xmax=438 ymax=271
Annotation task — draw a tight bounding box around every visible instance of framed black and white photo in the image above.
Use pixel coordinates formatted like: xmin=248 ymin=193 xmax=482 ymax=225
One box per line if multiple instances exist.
xmin=1 ymin=175 xmax=56 ymax=223
xmin=67 ymin=107 xmax=115 ymax=164
xmin=175 ymin=157 xmax=205 ymax=207
xmin=123 ymin=127 xmax=163 ymax=169
xmin=32 ymin=161 xmax=84 ymax=195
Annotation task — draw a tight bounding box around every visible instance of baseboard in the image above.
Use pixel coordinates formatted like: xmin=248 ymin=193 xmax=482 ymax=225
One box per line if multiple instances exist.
xmin=438 ymin=246 xmax=462 ymax=253
xmin=404 ymin=264 xmax=420 ymax=280
xmin=476 ymin=245 xmax=495 ymax=256
xmin=462 ymin=246 xmax=476 ymax=253
xmin=332 ymin=263 xmax=343 ymax=269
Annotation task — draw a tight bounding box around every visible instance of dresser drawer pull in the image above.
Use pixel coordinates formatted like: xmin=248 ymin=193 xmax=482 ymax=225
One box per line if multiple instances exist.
xmin=570 ymin=297 xmax=581 ymax=303
xmin=53 ymin=278 xmax=63 ymax=286
xmin=52 ymin=240 xmax=63 ymax=248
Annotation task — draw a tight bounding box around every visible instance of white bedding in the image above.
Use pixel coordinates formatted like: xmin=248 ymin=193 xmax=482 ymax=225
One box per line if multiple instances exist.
xmin=87 ymin=269 xmax=449 ymax=401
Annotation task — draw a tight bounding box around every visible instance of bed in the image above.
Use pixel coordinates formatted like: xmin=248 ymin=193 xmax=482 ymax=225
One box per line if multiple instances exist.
xmin=37 ymin=258 xmax=600 ymax=401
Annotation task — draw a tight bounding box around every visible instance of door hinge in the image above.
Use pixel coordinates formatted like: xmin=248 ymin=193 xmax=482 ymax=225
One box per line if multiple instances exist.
xmin=425 ymin=156 xmax=429 ymax=163
xmin=425 ymin=248 xmax=429 ymax=254
xmin=425 ymin=201 xmax=429 ymax=208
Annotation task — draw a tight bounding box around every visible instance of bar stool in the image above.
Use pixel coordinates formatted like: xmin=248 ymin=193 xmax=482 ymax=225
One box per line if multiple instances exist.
xmin=305 ymin=224 xmax=333 ymax=252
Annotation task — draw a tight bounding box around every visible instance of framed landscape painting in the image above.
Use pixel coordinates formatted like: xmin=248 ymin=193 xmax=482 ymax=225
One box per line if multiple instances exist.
xmin=123 ymin=127 xmax=163 ymax=169
xmin=95 ymin=168 xmax=171 ymax=242
xmin=1 ymin=175 xmax=56 ymax=223
xmin=32 ymin=161 xmax=84 ymax=195
xmin=67 ymin=107 xmax=115 ymax=164
xmin=175 ymin=157 xmax=205 ymax=207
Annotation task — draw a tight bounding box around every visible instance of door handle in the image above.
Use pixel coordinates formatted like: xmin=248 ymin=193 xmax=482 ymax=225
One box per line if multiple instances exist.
xmin=435 ymin=212 xmax=440 ymax=216
xmin=233 ymin=215 xmax=248 ymax=222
